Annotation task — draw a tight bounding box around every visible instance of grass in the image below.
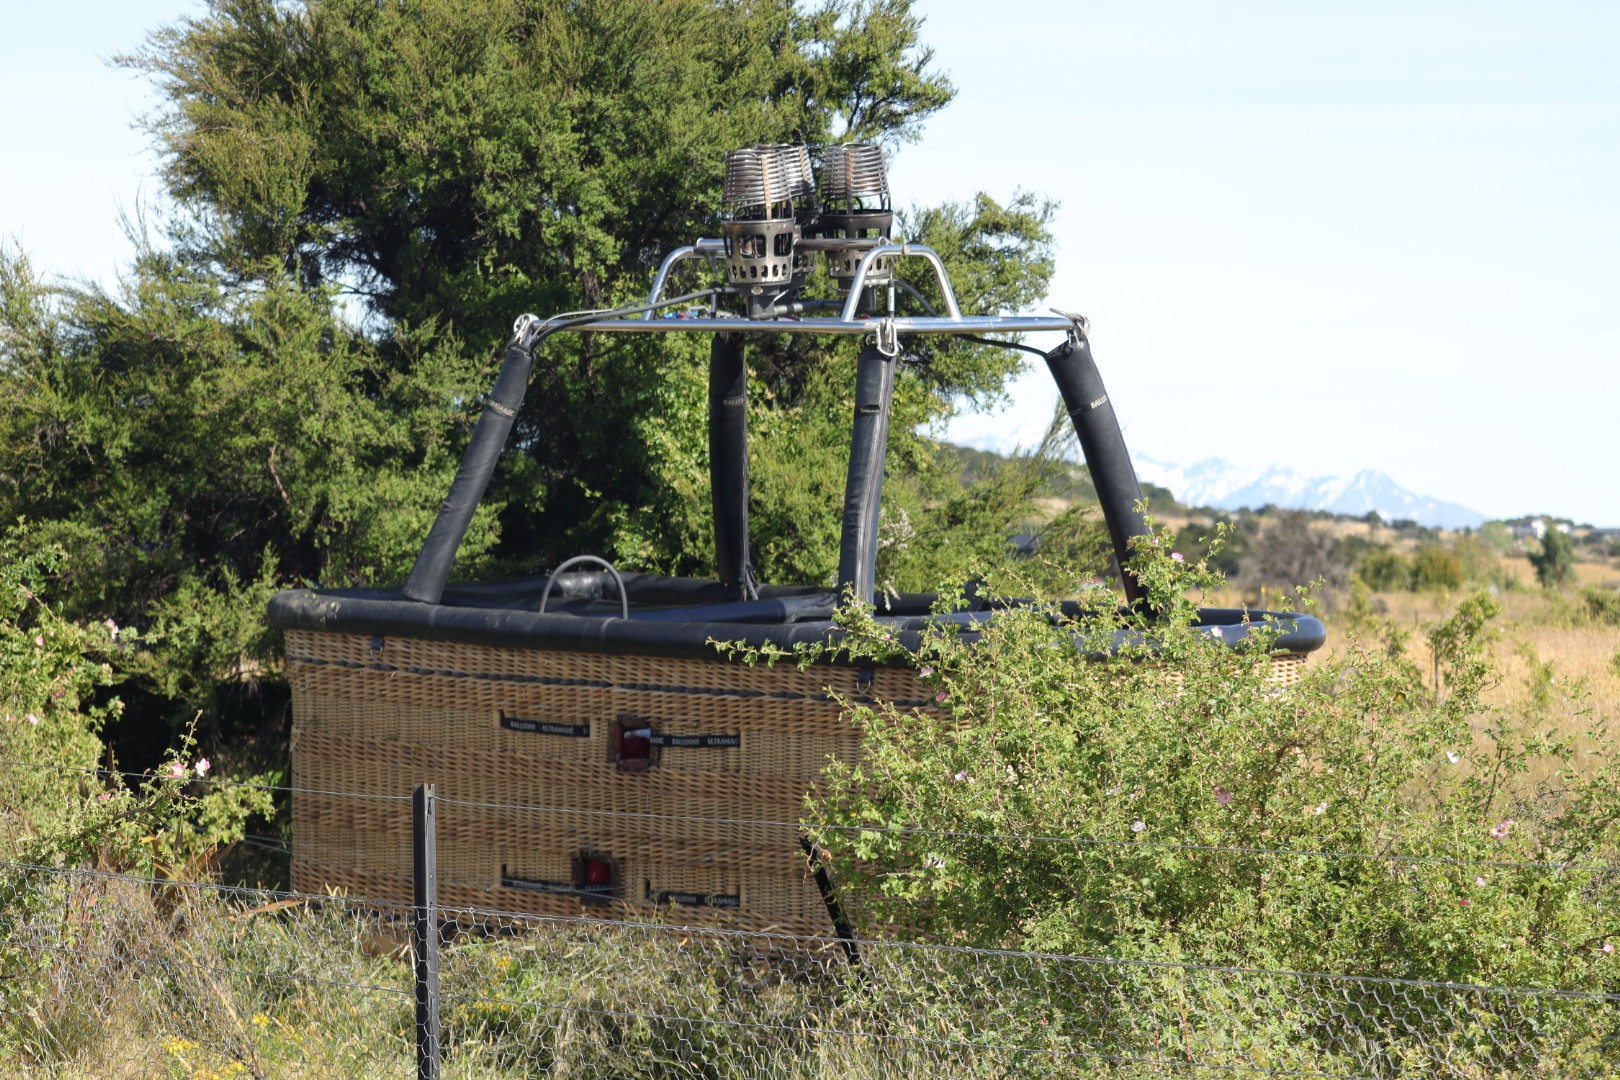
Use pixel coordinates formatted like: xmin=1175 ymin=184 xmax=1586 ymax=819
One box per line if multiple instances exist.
xmin=1332 ymin=561 xmax=1620 ymax=742
xmin=0 ymin=869 xmax=413 ymax=1077
xmin=9 ymin=872 xmax=1610 ymax=1078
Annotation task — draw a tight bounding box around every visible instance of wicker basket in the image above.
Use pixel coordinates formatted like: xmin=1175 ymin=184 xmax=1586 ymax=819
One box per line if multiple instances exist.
xmin=286 ymin=628 xmax=934 ymax=936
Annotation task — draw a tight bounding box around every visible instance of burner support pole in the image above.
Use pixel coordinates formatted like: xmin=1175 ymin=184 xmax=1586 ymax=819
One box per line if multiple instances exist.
xmin=836 ymin=343 xmax=898 ymax=605
xmin=709 ymin=334 xmax=756 ymax=598
xmin=1044 ymin=334 xmax=1149 ymax=604
xmin=403 ymin=334 xmax=536 ymax=605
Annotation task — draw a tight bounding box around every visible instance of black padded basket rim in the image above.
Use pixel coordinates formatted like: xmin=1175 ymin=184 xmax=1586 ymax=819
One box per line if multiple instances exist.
xmin=267 ymin=577 xmax=1327 ymax=664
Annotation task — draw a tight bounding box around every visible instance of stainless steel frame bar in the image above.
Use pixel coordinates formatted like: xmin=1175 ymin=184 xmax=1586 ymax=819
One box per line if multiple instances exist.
xmin=644 ymin=238 xmax=969 ymax=327
xmin=839 ymin=244 xmax=962 ymax=321
xmin=596 ymin=314 xmax=1074 ymax=336
xmin=644 ymin=241 xmax=726 ymax=319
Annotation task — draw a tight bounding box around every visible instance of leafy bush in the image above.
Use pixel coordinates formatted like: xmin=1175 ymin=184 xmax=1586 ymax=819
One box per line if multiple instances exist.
xmin=1356 ymin=547 xmax=1411 ymax=591
xmin=1410 ymin=544 xmax=1465 ymax=591
xmin=797 ymin=538 xmax=1620 ymax=988
xmin=767 ymin=539 xmax=1620 ymax=1068
xmin=1358 ymin=538 xmax=1514 ymax=595
xmin=2 ymin=522 xmax=280 ymax=1068
xmin=0 ymin=521 xmax=275 ymax=871
xmin=1582 ymin=585 xmax=1620 ymax=627
xmin=1 ymin=523 xmax=121 ymax=853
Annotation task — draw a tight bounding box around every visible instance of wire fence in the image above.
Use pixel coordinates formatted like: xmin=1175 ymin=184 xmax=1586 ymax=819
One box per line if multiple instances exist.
xmin=3 ymin=764 xmax=1619 ymax=1078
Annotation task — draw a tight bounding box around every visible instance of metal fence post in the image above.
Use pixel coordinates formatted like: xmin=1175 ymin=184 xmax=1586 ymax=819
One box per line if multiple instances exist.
xmin=413 ymin=783 xmax=441 ymax=1080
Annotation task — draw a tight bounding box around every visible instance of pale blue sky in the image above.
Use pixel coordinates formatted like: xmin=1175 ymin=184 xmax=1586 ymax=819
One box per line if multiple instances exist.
xmin=4 ymin=2 xmax=1618 ymax=523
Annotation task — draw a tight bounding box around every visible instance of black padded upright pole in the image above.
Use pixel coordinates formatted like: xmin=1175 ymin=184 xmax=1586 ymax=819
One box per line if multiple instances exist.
xmin=836 ymin=344 xmax=897 ymax=605
xmin=1045 ymin=335 xmax=1149 ymax=604
xmin=708 ymin=334 xmax=756 ymax=599
xmin=403 ymin=336 xmax=537 ymax=604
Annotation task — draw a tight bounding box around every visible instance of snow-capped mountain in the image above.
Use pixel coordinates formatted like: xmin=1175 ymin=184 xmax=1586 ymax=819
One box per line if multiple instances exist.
xmin=1133 ymin=456 xmax=1487 ymax=530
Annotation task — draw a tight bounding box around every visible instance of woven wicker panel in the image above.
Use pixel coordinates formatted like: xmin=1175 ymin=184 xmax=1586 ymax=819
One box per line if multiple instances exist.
xmin=289 ymin=688 xmax=615 ymax=760
xmin=287 ymin=631 xmax=896 ymax=935
xmin=293 ymin=818 xmax=834 ymax=937
xmin=294 ymin=729 xmax=820 ymax=813
xmin=293 ymin=780 xmax=810 ymax=867
xmin=1269 ymin=653 xmax=1306 ymax=686
xmin=289 ymin=675 xmax=866 ymax=777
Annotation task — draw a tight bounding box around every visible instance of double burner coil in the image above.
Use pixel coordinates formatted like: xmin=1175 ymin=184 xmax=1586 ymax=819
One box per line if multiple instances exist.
xmin=762 ymin=142 xmax=818 ymax=220
xmin=722 ymin=141 xmax=894 ymax=311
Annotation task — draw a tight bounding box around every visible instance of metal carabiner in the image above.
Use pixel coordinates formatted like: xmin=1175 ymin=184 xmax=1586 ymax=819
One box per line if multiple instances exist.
xmin=1049 ymin=307 xmax=1090 ymax=348
xmin=875 ymin=317 xmax=900 ymax=358
xmin=512 ymin=312 xmax=540 ymax=348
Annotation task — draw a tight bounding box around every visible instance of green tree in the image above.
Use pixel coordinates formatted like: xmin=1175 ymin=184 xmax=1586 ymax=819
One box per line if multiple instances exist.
xmin=0 ymin=243 xmax=489 ymax=753
xmin=1234 ymin=510 xmax=1350 ymax=601
xmin=1528 ymin=524 xmax=1576 ymax=589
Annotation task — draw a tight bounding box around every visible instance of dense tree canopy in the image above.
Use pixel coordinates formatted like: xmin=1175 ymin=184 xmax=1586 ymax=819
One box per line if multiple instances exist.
xmin=2 ymin=0 xmax=1068 ymax=755
xmin=136 ymin=0 xmax=958 ymax=334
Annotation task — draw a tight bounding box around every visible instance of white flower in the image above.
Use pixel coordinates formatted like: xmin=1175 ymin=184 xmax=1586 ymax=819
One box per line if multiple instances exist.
xmin=1446 ymin=750 xmax=1461 ymax=764
xmin=1312 ymin=802 xmax=1327 ymax=816
xmin=1131 ymin=820 xmax=1146 ymax=834
xmin=194 ymin=757 xmax=211 ymax=778
xmin=27 ymin=713 xmax=40 ymax=726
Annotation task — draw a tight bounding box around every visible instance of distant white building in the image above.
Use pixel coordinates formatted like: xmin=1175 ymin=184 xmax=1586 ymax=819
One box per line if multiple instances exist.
xmin=1507 ymin=521 xmax=1546 ymax=542
xmin=1505 ymin=519 xmax=1570 ymax=542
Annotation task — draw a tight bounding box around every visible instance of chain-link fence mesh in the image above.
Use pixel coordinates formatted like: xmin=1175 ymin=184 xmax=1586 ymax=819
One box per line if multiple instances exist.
xmin=3 ymin=767 xmax=1618 ymax=1078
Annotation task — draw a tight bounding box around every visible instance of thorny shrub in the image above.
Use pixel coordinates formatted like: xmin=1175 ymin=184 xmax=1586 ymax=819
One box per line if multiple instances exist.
xmin=754 ymin=528 xmax=1620 ymax=998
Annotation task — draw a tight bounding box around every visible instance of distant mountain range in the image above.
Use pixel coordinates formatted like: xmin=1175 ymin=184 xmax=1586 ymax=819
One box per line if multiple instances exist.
xmin=1132 ymin=456 xmax=1487 ymax=530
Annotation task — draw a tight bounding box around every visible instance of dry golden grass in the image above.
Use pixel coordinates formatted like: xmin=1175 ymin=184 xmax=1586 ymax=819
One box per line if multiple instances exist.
xmin=1293 ymin=565 xmax=1620 ymax=796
